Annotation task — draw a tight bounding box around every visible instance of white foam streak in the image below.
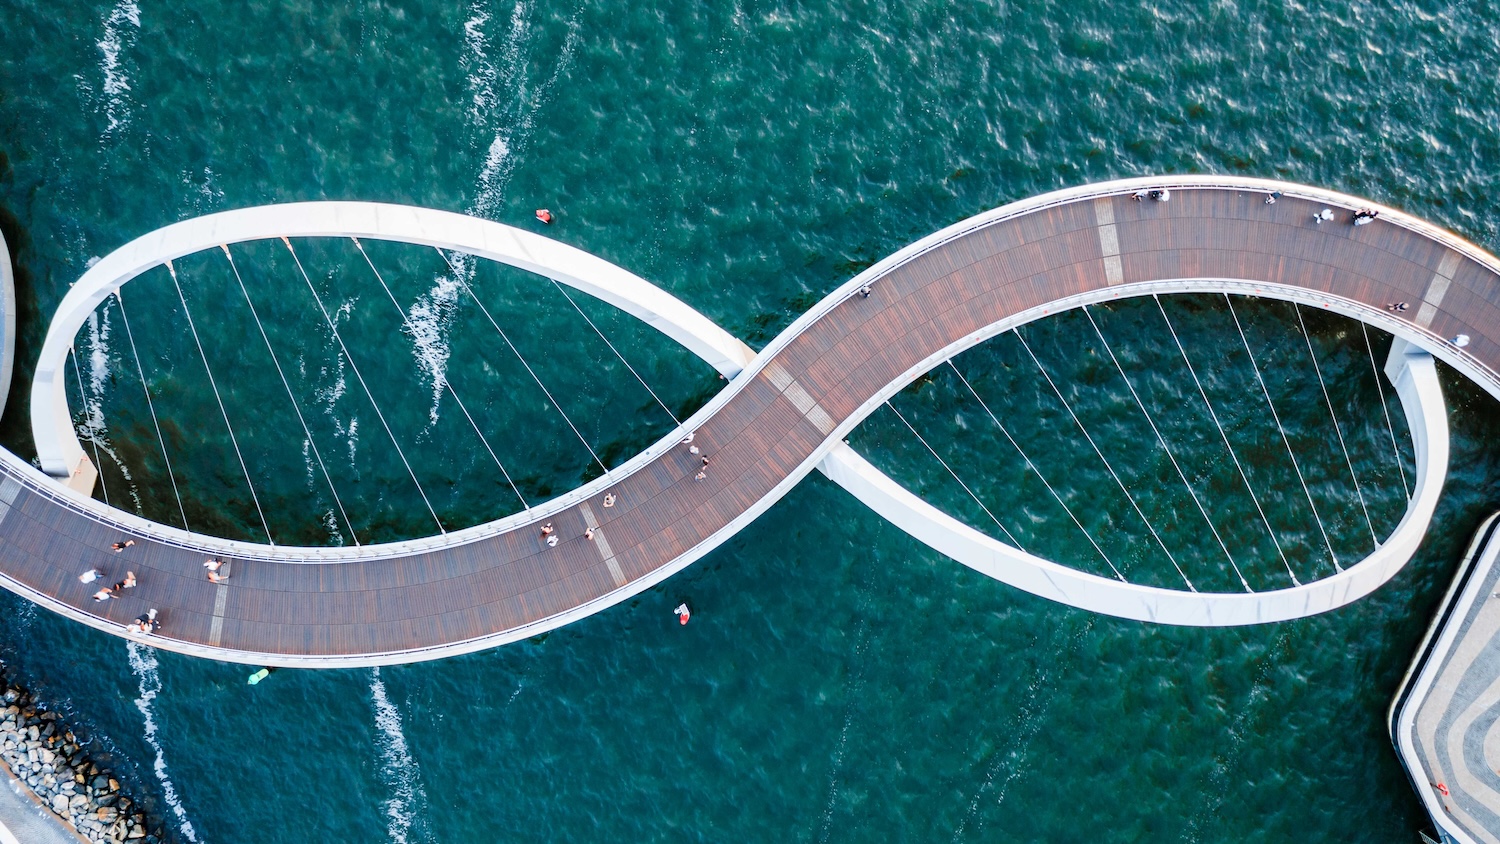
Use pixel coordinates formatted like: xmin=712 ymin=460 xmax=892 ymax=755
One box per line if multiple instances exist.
xmin=405 ymin=275 xmax=462 ymax=427
xmin=369 ymin=669 xmax=429 ymax=844
xmin=96 ymin=1 xmax=141 ymax=136
xmin=126 ymin=642 xmax=199 ymax=843
xmin=428 ymin=3 xmax=580 ymax=430
xmin=314 ymin=302 xmax=359 ymax=462
xmin=460 ymin=1 xmax=581 ymax=218
xmin=345 ymin=417 xmax=359 ymax=465
xmin=1181 ymin=632 xmax=1291 ymax=843
xmin=431 ymin=2 xmax=551 ymax=418
xmin=182 ymin=166 xmax=225 ymax=212
xmin=77 ymin=309 xmax=145 ymax=513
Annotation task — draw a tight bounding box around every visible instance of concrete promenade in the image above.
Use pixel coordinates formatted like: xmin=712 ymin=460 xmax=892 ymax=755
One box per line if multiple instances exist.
xmin=1393 ymin=513 xmax=1500 ymax=844
xmin=0 ymin=771 xmax=89 ymax=844
xmin=1 ymin=177 xmax=1497 ymax=666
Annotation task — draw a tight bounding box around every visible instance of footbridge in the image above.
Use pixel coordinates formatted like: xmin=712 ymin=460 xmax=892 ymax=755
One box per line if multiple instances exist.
xmin=0 ymin=176 xmax=1487 ymax=666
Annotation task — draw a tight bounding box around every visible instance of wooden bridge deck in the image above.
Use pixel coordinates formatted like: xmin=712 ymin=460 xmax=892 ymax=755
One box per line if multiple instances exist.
xmin=0 ymin=183 xmax=1496 ymax=665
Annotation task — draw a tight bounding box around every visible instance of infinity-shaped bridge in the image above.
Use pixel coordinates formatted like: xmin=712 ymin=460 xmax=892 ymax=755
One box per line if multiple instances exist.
xmin=0 ymin=176 xmax=1485 ymax=666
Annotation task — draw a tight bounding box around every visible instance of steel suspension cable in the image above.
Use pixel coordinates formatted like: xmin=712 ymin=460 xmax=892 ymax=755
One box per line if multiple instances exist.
xmin=68 ymin=346 xmax=110 ymax=508
xmin=1082 ymin=305 xmax=1250 ymax=592
xmin=1294 ymin=304 xmax=1378 ymax=548
xmin=544 ymin=272 xmax=679 ymax=425
xmin=884 ymin=400 xmax=1026 ymax=552
xmin=1014 ymin=328 xmax=1197 ymax=592
xmin=946 ymin=361 xmax=1124 ymax=582
xmin=221 ymin=246 xmax=360 ymax=545
xmin=166 ymin=260 xmax=274 ymax=544
xmin=1224 ymin=294 xmax=1340 ymax=572
xmin=115 ymin=289 xmax=189 ymax=530
xmin=352 ymin=240 xmax=530 ymax=513
xmin=1361 ymin=321 xmax=1410 ymax=499
xmin=280 ymin=238 xmax=446 ymax=534
xmin=432 ymin=247 xmax=612 ymax=480
xmin=1154 ymin=296 xmax=1298 ymax=586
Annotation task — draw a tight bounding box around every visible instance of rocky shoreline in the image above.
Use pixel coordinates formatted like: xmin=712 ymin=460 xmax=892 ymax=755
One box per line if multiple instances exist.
xmin=0 ymin=675 xmax=163 ymax=843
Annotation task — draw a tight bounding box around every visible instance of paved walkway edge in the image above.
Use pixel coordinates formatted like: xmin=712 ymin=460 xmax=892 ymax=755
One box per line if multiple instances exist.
xmin=1391 ymin=511 xmax=1500 ymax=844
xmin=0 ymin=762 xmax=90 ymax=844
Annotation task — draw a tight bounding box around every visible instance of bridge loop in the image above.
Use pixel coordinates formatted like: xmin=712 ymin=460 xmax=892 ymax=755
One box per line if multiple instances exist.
xmin=12 ymin=179 xmax=1459 ymax=665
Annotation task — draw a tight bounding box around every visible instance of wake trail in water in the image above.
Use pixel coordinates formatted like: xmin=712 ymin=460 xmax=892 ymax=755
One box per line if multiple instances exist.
xmin=82 ymin=0 xmax=145 ymax=508
xmin=370 ymin=668 xmax=431 ymax=844
xmin=314 ymin=300 xmax=360 ymax=467
xmin=951 ymin=618 xmax=1094 ymax=842
xmin=1180 ymin=631 xmax=1292 ymax=843
xmin=815 ymin=617 xmax=870 ymax=844
xmin=408 ymin=2 xmax=583 ymax=426
xmin=76 ymin=305 xmax=145 ymax=514
xmin=125 ymin=642 xmax=199 ymax=843
xmin=405 ymin=277 xmax=462 ymax=429
xmin=95 ymin=0 xmax=141 ymax=138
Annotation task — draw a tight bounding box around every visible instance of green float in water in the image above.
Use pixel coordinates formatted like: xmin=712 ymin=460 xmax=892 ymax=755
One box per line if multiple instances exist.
xmin=247 ymin=669 xmax=270 ymax=686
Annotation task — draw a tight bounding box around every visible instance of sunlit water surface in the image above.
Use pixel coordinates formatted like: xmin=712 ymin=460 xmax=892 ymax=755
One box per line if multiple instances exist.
xmin=4 ymin=1 xmax=1500 ymax=841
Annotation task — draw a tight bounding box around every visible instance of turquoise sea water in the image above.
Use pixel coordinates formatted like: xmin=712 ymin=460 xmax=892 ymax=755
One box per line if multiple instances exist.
xmin=3 ymin=0 xmax=1500 ymax=840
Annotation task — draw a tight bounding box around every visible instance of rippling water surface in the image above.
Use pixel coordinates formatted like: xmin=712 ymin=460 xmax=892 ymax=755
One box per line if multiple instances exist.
xmin=3 ymin=0 xmax=1500 ymax=841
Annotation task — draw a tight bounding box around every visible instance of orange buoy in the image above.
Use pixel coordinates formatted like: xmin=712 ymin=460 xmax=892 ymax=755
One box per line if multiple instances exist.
xmin=535 ymin=209 xmax=553 ymax=224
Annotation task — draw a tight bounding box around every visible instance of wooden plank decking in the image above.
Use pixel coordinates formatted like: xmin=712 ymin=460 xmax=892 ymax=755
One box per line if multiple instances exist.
xmin=1 ymin=183 xmax=1496 ymax=665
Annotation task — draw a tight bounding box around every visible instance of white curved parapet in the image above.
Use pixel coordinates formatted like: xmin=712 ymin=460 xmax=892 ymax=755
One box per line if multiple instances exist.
xmin=820 ymin=333 xmax=1448 ymax=626
xmin=0 ymin=225 xmax=14 ymax=423
xmin=30 ymin=202 xmax=757 ymax=479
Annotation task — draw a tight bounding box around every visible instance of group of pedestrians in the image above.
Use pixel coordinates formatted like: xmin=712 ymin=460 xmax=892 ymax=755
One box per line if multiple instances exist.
xmin=80 ymin=536 xmax=160 ymax=636
xmin=538 ymin=506 xmax=610 ymax=548
xmin=684 ymin=432 xmax=711 ymax=481
xmin=1312 ymin=207 xmax=1380 ymax=226
xmin=535 ymin=431 xmax=713 ymax=552
xmin=80 ymin=566 xmax=135 ymax=601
